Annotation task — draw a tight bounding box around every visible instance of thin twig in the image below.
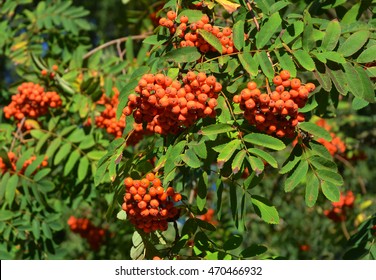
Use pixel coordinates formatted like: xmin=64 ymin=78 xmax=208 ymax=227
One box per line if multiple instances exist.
xmin=10 ymin=118 xmax=26 ymax=152
xmin=83 ymin=33 xmax=151 ymax=60
xmin=245 ymin=0 xmax=260 ymax=31
xmin=341 ymin=220 xmax=351 ymax=240
xmin=335 ymin=154 xmax=367 ymax=195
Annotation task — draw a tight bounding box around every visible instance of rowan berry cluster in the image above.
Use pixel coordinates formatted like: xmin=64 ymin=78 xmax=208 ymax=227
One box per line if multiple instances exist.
xmin=122 ymin=173 xmax=182 ymax=233
xmin=0 ymin=151 xmax=48 ymax=175
xmin=315 ymin=119 xmax=346 ymax=156
xmin=233 ymin=70 xmax=315 ymax=138
xmin=198 ymin=208 xmax=217 ymax=226
xmin=324 ymin=190 xmax=355 ymax=222
xmin=159 ymin=12 xmax=236 ymax=54
xmin=124 ymin=72 xmax=221 ymax=135
xmin=67 ymin=216 xmax=106 ymax=251
xmin=95 ymin=88 xmax=126 ymax=138
xmin=3 ymin=82 xmax=62 ymax=121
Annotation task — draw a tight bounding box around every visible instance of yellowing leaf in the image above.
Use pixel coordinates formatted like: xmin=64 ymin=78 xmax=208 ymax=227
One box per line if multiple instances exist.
xmin=214 ymin=0 xmax=241 ymax=13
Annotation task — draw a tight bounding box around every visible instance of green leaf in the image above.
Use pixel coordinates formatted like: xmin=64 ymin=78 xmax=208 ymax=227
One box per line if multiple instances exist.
xmin=217 ymin=139 xmax=241 ymax=169
xmin=41 ymin=222 xmax=52 ymax=239
xmin=24 ymin=155 xmax=46 ymax=177
xmin=307 ymin=141 xmax=332 ymax=159
xmin=241 ymin=244 xmax=268 ymax=258
xmin=163 ymin=47 xmax=201 ymax=63
xmin=32 ymin=219 xmax=40 ymax=240
xmin=313 ymin=69 xmax=332 ymax=92
xmin=354 ymin=66 xmax=375 ymax=103
xmin=181 ymin=149 xmax=201 ymax=169
xmin=256 ymin=13 xmax=282 ymax=49
xmin=293 ymin=49 xmax=315 ymax=71
xmin=338 ymin=30 xmax=369 ymax=57
xmin=54 ymin=142 xmax=72 ymax=165
xmin=232 ymin=149 xmax=246 ymax=174
xmin=33 ymin=168 xmax=51 ymax=182
xmin=77 ymin=156 xmax=89 ymax=184
xmin=131 ymin=231 xmax=145 ymax=260
xmin=46 ymin=137 xmax=62 ymax=159
xmin=321 ymin=181 xmax=340 ymax=202
xmin=302 ymin=10 xmax=315 ymax=51
xmin=299 ymin=122 xmax=332 ymax=141
xmin=63 ymin=149 xmax=80 ymax=176
xmin=256 ymin=51 xmax=274 ymax=80
xmin=247 ymin=155 xmax=265 ymax=174
xmin=177 ymin=9 xmax=204 ymax=23
xmin=319 ymin=51 xmax=346 ymax=64
xmin=199 ymin=123 xmax=235 ymax=136
xmin=195 ymin=218 xmax=216 ymax=231
xmin=357 ymin=45 xmax=376 ymax=63
xmin=223 ymin=234 xmax=243 ymax=250
xmin=243 ymin=133 xmax=286 ymax=150
xmin=197 ymin=29 xmax=223 ymax=53
xmin=321 ymin=20 xmax=341 ymax=51
xmin=197 ymin=172 xmax=208 ymax=211
xmin=352 ymin=97 xmax=369 ymax=110
xmin=5 ymin=174 xmax=18 ymax=205
xmin=251 ymin=195 xmax=280 ymax=224
xmin=0 ymin=210 xmax=14 ymax=221
xmin=317 ymin=169 xmax=344 ymax=186
xmin=284 ymin=160 xmax=308 ymax=192
xmin=233 ymin=20 xmax=245 ymax=50
xmin=238 ymin=52 xmax=259 ymax=76
xmin=248 ymin=148 xmax=278 ymax=168
xmin=309 ymin=156 xmax=337 ymax=172
xmin=78 ymin=135 xmax=95 ymax=150
xmin=35 ymin=132 xmax=51 ymax=153
xmin=326 ymin=67 xmax=348 ymax=95
xmin=275 ymin=51 xmax=297 ymax=77
xmin=305 ymin=171 xmax=319 ymax=207
xmin=86 ymin=150 xmax=107 ymax=161
xmin=116 ymin=210 xmax=127 ymax=220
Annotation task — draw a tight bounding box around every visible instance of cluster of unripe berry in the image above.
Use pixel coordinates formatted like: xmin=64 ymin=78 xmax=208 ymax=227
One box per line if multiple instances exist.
xmin=123 ymin=72 xmax=221 ymax=135
xmin=3 ymin=82 xmax=62 ymax=121
xmin=122 ymin=173 xmax=182 ymax=233
xmin=159 ymin=11 xmax=236 ymax=54
xmin=315 ymin=119 xmax=346 ymax=156
xmin=67 ymin=216 xmax=106 ymax=251
xmin=324 ymin=190 xmax=355 ymax=222
xmin=0 ymin=151 xmax=48 ymax=175
xmin=233 ymin=70 xmax=315 ymax=138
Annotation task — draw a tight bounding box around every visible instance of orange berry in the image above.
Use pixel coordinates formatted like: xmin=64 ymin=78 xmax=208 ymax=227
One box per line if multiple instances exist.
xmin=280 ymin=70 xmax=290 ymax=80
xmin=167 ymin=11 xmax=176 ymax=21
xmin=180 ymin=15 xmax=189 ymax=23
xmin=41 ymin=69 xmax=48 ymax=76
xmin=247 ymin=81 xmax=257 ymax=90
xmin=138 ymin=201 xmax=147 ymax=210
xmin=156 ymin=186 xmax=164 ymax=195
xmin=173 ymin=193 xmax=182 ymax=202
xmin=150 ymin=199 xmax=159 ymax=208
xmin=273 ymin=75 xmax=282 ymax=85
xmin=290 ymin=78 xmax=301 ymax=89
xmin=152 ymin=178 xmax=161 ymax=187
xmin=140 ymin=178 xmax=150 ymax=188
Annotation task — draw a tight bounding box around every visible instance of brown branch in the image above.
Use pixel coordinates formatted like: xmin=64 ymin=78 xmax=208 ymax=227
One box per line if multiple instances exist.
xmin=245 ymin=0 xmax=260 ymax=31
xmin=83 ymin=33 xmax=152 ymax=60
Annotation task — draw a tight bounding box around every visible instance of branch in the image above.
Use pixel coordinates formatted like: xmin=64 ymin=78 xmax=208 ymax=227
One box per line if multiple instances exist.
xmin=83 ymin=33 xmax=152 ymax=60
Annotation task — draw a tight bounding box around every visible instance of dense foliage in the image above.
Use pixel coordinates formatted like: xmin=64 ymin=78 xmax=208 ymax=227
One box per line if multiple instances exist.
xmin=0 ymin=0 xmax=375 ymax=260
